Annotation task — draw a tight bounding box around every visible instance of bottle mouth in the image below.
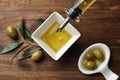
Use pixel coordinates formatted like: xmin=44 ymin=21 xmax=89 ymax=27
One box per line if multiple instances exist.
xmin=56 ymin=17 xmax=71 ymax=32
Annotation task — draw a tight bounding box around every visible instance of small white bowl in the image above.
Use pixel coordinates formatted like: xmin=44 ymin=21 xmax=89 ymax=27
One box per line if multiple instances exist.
xmin=32 ymin=12 xmax=81 ymax=61
xmin=78 ymin=43 xmax=119 ymax=80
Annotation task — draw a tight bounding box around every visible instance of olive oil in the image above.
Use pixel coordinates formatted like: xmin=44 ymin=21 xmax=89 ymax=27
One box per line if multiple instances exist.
xmin=41 ymin=22 xmax=71 ymax=52
xmin=79 ymin=0 xmax=96 ymax=14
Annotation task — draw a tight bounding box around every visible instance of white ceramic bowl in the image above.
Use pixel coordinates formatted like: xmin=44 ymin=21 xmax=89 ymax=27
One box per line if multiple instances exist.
xmin=32 ymin=12 xmax=81 ymax=61
xmin=78 ymin=43 xmax=119 ymax=80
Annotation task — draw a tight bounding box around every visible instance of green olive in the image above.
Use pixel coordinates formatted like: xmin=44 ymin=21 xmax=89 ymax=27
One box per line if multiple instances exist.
xmin=83 ymin=59 xmax=96 ymax=70
xmin=85 ymin=52 xmax=95 ymax=60
xmin=95 ymin=59 xmax=102 ymax=66
xmin=93 ymin=49 xmax=104 ymax=60
xmin=31 ymin=50 xmax=43 ymax=62
xmin=6 ymin=26 xmax=18 ymax=39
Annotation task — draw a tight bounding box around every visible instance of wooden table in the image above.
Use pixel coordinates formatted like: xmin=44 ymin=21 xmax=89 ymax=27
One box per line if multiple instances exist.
xmin=0 ymin=0 xmax=120 ymax=80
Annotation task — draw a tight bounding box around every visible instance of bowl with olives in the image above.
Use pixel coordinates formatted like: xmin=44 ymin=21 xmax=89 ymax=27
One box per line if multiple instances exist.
xmin=78 ymin=43 xmax=119 ymax=80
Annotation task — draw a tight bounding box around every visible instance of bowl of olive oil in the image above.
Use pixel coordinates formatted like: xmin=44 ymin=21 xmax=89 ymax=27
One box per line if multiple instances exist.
xmin=32 ymin=12 xmax=81 ymax=61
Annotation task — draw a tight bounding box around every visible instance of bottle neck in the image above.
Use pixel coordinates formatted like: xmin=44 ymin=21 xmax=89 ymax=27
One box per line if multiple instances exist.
xmin=66 ymin=0 xmax=96 ymax=22
xmin=69 ymin=7 xmax=82 ymax=20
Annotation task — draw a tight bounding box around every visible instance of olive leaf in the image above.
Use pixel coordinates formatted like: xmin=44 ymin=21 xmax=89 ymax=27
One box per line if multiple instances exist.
xmin=38 ymin=18 xmax=45 ymax=26
xmin=25 ymin=29 xmax=33 ymax=42
xmin=17 ymin=47 xmax=42 ymax=60
xmin=11 ymin=45 xmax=29 ymax=61
xmin=19 ymin=20 xmax=33 ymax=42
xmin=0 ymin=41 xmax=23 ymax=54
xmin=19 ymin=20 xmax=26 ymax=38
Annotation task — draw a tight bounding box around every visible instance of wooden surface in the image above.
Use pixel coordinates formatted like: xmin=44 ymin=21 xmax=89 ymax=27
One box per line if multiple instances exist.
xmin=0 ymin=0 xmax=120 ymax=80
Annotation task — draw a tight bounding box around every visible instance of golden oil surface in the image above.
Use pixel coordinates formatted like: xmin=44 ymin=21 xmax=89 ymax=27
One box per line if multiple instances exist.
xmin=41 ymin=22 xmax=71 ymax=52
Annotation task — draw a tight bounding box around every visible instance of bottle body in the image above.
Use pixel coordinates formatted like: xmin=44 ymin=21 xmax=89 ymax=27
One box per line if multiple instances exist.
xmin=79 ymin=0 xmax=96 ymax=14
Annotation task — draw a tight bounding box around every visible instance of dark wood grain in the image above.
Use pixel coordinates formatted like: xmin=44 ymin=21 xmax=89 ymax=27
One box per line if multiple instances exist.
xmin=0 ymin=0 xmax=120 ymax=80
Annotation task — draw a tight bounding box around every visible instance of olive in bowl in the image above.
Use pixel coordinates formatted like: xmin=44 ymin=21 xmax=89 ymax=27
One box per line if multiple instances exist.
xmin=83 ymin=48 xmax=104 ymax=70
